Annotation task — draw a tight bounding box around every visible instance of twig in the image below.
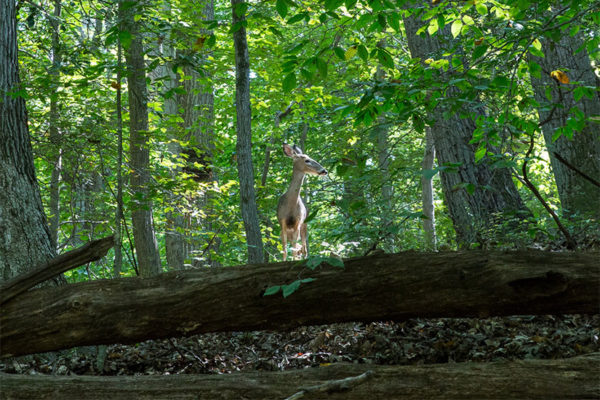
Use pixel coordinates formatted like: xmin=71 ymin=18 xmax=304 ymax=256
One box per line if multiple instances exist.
xmin=521 ymin=135 xmax=576 ymax=250
xmin=284 ymin=370 xmax=374 ymax=400
xmin=553 ymin=152 xmax=600 ymax=188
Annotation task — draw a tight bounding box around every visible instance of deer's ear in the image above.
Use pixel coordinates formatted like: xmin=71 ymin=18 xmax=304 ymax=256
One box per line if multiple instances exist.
xmin=292 ymin=145 xmax=303 ymax=155
xmin=283 ymin=143 xmax=296 ymax=158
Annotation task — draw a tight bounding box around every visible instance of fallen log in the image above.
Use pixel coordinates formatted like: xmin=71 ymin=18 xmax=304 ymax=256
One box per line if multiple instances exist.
xmin=0 ymin=353 xmax=598 ymax=399
xmin=1 ymin=250 xmax=598 ymax=357
xmin=0 ymin=236 xmax=114 ymax=305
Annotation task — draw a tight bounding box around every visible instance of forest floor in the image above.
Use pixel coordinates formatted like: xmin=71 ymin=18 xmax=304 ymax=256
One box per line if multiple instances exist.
xmin=1 ymin=314 xmax=598 ymax=376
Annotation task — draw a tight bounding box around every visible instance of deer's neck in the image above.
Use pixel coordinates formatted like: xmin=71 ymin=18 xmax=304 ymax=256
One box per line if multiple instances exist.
xmin=284 ymin=169 xmax=306 ymax=204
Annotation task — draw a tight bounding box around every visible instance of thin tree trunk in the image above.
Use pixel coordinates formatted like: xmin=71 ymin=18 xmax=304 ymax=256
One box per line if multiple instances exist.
xmin=232 ymin=0 xmax=264 ymax=263
xmin=114 ymin=40 xmax=124 ymax=278
xmin=120 ymin=0 xmax=161 ymax=276
xmin=0 ymin=1 xmax=56 ymax=282
xmin=421 ymin=127 xmax=437 ymax=250
xmin=530 ymin=31 xmax=600 ymax=218
xmin=47 ymin=0 xmax=63 ymax=250
xmin=403 ymin=10 xmax=528 ymax=247
xmin=374 ymin=63 xmax=394 ymax=251
xmin=157 ymin=2 xmax=186 ymax=270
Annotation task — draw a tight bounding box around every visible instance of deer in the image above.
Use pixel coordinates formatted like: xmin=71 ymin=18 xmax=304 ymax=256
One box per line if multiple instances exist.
xmin=277 ymin=143 xmax=327 ymax=261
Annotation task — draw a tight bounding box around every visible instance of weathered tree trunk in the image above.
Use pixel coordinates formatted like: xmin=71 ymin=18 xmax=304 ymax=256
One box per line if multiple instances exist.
xmin=375 ymin=64 xmax=395 ymax=252
xmin=1 ymin=250 xmax=597 ymax=357
xmin=421 ymin=127 xmax=437 ymax=250
xmin=114 ymin=41 xmax=124 ymax=278
xmin=232 ymin=0 xmax=264 ymax=263
xmin=0 ymin=1 xmax=56 ymax=282
xmin=403 ymin=11 xmax=529 ymax=247
xmin=121 ymin=0 xmax=162 ymax=276
xmin=530 ymin=31 xmax=600 ymax=219
xmin=0 ymin=236 xmax=114 ymax=305
xmin=182 ymin=0 xmax=220 ymax=268
xmin=47 ymin=0 xmax=63 ymax=250
xmin=1 ymin=353 xmax=597 ymax=399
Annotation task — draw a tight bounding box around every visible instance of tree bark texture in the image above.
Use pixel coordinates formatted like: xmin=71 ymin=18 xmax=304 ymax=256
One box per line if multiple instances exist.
xmin=403 ymin=11 xmax=529 ymax=247
xmin=1 ymin=250 xmax=597 ymax=357
xmin=0 ymin=353 xmax=597 ymax=399
xmin=421 ymin=127 xmax=437 ymax=250
xmin=530 ymin=31 xmax=600 ymax=219
xmin=0 ymin=2 xmax=56 ymax=282
xmin=121 ymin=0 xmax=162 ymax=276
xmin=232 ymin=0 xmax=264 ymax=263
xmin=181 ymin=0 xmax=221 ymax=268
xmin=0 ymin=236 xmax=114 ymax=305
xmin=47 ymin=0 xmax=63 ymax=250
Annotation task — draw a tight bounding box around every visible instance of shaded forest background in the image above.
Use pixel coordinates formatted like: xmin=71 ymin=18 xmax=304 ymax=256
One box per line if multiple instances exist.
xmin=4 ymin=0 xmax=600 ymax=281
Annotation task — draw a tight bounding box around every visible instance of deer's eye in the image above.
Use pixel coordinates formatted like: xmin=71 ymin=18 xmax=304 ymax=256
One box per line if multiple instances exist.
xmin=305 ymin=159 xmax=310 ymax=163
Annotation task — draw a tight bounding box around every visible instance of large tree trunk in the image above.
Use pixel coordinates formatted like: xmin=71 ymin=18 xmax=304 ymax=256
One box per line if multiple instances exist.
xmin=121 ymin=0 xmax=162 ymax=276
xmin=232 ymin=0 xmax=264 ymax=263
xmin=180 ymin=0 xmax=220 ymax=268
xmin=403 ymin=11 xmax=529 ymax=247
xmin=1 ymin=353 xmax=597 ymax=399
xmin=1 ymin=250 xmax=597 ymax=357
xmin=530 ymin=31 xmax=600 ymax=219
xmin=0 ymin=1 xmax=56 ymax=282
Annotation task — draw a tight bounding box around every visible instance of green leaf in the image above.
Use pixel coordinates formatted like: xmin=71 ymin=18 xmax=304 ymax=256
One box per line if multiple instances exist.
xmin=476 ymin=3 xmax=488 ymax=15
xmin=263 ymin=285 xmax=281 ymax=296
xmin=283 ymin=73 xmax=297 ymax=92
xmin=119 ymin=30 xmax=132 ymax=50
xmin=305 ymin=256 xmax=324 ymax=270
xmin=474 ymin=145 xmax=486 ymax=162
xmin=276 ymin=0 xmax=287 ymax=19
xmin=282 ymin=280 xmax=301 ymax=298
xmin=388 ymin=12 xmax=400 ymax=31
xmin=451 ymin=19 xmax=463 ymax=38
xmin=334 ymin=46 xmax=346 ymax=60
xmin=573 ymin=86 xmax=584 ymax=102
xmin=472 ymin=44 xmax=488 ymax=60
xmin=234 ymin=2 xmax=248 ymax=17
xmin=316 ymin=57 xmax=328 ymax=78
xmin=377 ymin=48 xmax=394 ymax=68
xmin=357 ymin=44 xmax=369 ymax=61
xmin=421 ymin=168 xmax=438 ymax=179
xmin=287 ymin=12 xmax=307 ymax=24
xmin=345 ymin=0 xmax=357 ymax=9
xmin=323 ymin=257 xmax=344 ymax=268
xmin=462 ymin=15 xmax=474 ymax=25
xmin=529 ymin=40 xmax=544 ymax=58
xmin=377 ymin=14 xmax=387 ymax=30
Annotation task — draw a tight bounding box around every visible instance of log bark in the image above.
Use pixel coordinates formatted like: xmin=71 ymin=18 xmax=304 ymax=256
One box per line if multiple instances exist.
xmin=0 ymin=353 xmax=598 ymax=399
xmin=1 ymin=250 xmax=598 ymax=358
xmin=0 ymin=236 xmax=114 ymax=305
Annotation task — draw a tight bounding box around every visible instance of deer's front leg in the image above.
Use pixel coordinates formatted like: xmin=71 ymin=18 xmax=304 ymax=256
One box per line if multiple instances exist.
xmin=280 ymin=222 xmax=288 ymax=261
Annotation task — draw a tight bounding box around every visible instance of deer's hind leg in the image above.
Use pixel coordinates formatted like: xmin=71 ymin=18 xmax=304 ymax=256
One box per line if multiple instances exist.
xmin=299 ymin=223 xmax=308 ymax=258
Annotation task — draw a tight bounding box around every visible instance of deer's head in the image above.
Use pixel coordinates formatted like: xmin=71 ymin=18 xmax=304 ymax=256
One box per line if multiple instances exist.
xmin=283 ymin=143 xmax=327 ymax=176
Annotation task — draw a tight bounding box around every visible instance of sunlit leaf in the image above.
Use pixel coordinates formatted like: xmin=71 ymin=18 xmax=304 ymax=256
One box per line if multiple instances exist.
xmin=550 ymin=70 xmax=569 ymax=84
xmin=345 ymin=46 xmax=358 ymax=60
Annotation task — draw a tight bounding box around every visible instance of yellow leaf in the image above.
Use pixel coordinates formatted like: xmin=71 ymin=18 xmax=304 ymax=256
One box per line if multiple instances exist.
xmin=345 ymin=46 xmax=358 ymax=60
xmin=424 ymin=58 xmax=434 ymax=64
xmin=550 ymin=70 xmax=569 ymax=84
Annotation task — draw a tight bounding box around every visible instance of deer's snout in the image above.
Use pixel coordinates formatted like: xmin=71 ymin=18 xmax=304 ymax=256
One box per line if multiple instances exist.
xmin=319 ymin=169 xmax=328 ymax=176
